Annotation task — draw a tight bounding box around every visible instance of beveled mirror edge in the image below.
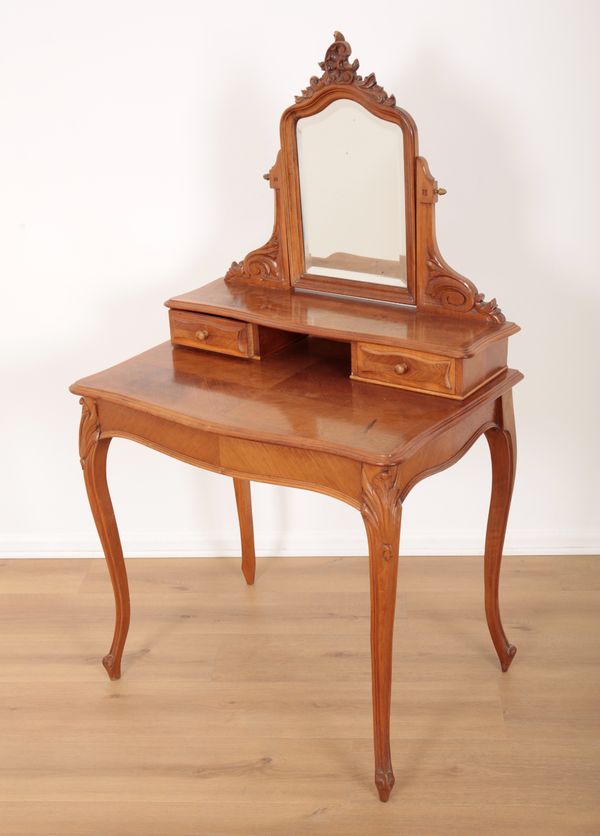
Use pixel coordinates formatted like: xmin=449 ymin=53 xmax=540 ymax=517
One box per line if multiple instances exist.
xmin=279 ymin=32 xmax=418 ymax=305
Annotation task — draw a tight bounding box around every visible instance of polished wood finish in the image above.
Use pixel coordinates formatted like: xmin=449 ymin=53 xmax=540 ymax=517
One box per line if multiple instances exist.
xmin=415 ymin=157 xmax=504 ymax=323
xmin=69 ymin=30 xmax=523 ymax=805
xmin=233 ymin=478 xmax=256 ymax=585
xmin=251 ymin=324 xmax=306 ymax=358
xmin=167 ymin=278 xmax=516 ymax=398
xmin=219 ymin=32 xmax=505 ymax=323
xmin=169 ymin=308 xmax=303 ymax=359
xmin=71 ymin=337 xmax=522 ymax=801
xmin=351 ymin=339 xmax=508 ymax=399
xmin=352 ymin=343 xmax=456 ymax=397
xmin=71 ymin=340 xmax=521 ymax=467
xmin=222 ymin=32 xmax=418 ymax=305
xmin=169 ymin=309 xmax=253 ymax=357
xmin=2 ymin=555 xmax=599 ymax=834
xmin=79 ymin=398 xmax=129 ymax=681
xmin=167 ymin=280 xmax=518 ymax=359
xmin=176 ymin=31 xmax=517 ymax=399
xmin=225 ymin=153 xmax=284 ymax=290
xmin=484 ymin=391 xmax=518 ymax=671
xmin=361 ymin=465 xmax=402 ymax=801
xmin=280 ymin=32 xmax=418 ymax=305
xmin=458 ymin=338 xmax=508 ymax=396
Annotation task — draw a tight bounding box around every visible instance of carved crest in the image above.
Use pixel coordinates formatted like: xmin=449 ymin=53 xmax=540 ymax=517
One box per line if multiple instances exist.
xmin=79 ymin=397 xmax=100 ymax=469
xmin=426 ymin=250 xmax=505 ymax=324
xmin=296 ymin=31 xmax=396 ymax=108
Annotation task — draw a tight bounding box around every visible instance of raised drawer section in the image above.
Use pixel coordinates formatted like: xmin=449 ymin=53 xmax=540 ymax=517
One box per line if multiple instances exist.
xmin=352 ymin=343 xmax=456 ymax=396
xmin=169 ymin=310 xmax=253 ymax=357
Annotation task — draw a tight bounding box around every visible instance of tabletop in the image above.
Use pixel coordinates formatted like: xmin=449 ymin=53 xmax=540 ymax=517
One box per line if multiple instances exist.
xmin=70 ymin=337 xmax=522 ymax=466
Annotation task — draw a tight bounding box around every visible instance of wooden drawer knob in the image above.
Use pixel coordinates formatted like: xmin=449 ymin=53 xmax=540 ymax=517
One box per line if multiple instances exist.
xmin=195 ymin=329 xmax=209 ymax=341
xmin=394 ymin=362 xmax=408 ymax=375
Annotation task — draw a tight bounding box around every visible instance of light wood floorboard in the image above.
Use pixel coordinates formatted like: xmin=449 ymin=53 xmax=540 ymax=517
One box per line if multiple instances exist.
xmin=0 ymin=556 xmax=598 ymax=835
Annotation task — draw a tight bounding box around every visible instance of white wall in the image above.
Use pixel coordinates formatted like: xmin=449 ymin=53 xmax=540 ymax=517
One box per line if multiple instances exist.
xmin=1 ymin=0 xmax=598 ymax=558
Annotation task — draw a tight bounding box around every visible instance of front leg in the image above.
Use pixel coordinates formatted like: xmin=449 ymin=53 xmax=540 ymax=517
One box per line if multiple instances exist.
xmin=361 ymin=465 xmax=402 ymax=802
xmin=484 ymin=392 xmax=517 ymax=672
xmin=79 ymin=398 xmax=130 ymax=680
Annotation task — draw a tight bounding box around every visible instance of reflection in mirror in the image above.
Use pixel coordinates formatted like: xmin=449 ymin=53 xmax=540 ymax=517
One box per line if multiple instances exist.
xmin=296 ymin=99 xmax=406 ymax=287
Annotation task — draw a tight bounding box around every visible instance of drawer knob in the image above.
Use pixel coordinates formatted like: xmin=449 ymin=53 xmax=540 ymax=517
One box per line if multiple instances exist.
xmin=394 ymin=362 xmax=408 ymax=375
xmin=195 ymin=329 xmax=209 ymax=341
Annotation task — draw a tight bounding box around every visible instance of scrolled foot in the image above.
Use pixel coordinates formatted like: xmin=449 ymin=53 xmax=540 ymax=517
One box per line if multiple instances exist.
xmin=375 ymin=768 xmax=395 ymax=802
xmin=102 ymin=653 xmax=121 ymax=680
xmin=500 ymin=644 xmax=517 ymax=672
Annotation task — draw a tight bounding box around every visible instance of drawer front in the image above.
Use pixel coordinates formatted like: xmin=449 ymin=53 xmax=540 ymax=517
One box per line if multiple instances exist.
xmin=352 ymin=342 xmax=456 ymax=395
xmin=169 ymin=310 xmax=253 ymax=357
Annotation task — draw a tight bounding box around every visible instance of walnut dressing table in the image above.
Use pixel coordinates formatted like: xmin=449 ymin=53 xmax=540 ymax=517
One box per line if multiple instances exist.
xmin=70 ymin=33 xmax=522 ymax=803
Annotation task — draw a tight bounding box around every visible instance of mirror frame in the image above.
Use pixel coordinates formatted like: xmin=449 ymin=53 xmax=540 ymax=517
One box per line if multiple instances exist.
xmin=278 ymin=32 xmax=418 ymax=305
xmin=224 ymin=31 xmax=505 ymax=325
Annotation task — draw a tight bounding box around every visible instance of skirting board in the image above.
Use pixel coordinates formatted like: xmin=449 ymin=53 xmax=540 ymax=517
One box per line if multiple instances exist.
xmin=1 ymin=529 xmax=599 ymax=558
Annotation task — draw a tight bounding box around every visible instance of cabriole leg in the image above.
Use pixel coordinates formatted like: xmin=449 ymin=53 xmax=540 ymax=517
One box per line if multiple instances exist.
xmin=484 ymin=392 xmax=517 ymax=672
xmin=79 ymin=398 xmax=130 ymax=680
xmin=361 ymin=465 xmax=403 ymax=802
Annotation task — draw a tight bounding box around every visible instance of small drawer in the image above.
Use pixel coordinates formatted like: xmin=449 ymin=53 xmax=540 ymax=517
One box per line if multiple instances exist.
xmin=169 ymin=310 xmax=253 ymax=357
xmin=352 ymin=342 xmax=456 ymax=396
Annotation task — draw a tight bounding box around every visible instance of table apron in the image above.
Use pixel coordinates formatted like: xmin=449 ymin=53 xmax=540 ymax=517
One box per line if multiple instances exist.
xmin=397 ymin=398 xmax=499 ymax=500
xmin=96 ymin=399 xmax=363 ymax=508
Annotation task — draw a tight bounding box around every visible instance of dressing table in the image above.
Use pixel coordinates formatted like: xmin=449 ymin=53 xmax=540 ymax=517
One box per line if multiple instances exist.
xmin=70 ymin=32 xmax=522 ymax=802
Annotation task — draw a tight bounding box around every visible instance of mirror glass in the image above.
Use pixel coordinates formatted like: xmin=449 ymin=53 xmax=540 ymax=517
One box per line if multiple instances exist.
xmin=296 ymin=99 xmax=406 ymax=287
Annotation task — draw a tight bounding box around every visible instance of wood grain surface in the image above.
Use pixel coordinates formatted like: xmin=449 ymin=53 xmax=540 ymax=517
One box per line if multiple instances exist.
xmin=0 ymin=555 xmax=598 ymax=835
xmin=166 ymin=280 xmax=519 ymax=358
xmin=70 ymin=334 xmax=523 ymax=801
xmin=70 ymin=339 xmax=522 ymax=466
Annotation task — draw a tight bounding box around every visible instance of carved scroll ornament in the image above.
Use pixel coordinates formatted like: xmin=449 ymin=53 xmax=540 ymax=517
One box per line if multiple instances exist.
xmin=79 ymin=397 xmax=100 ymax=469
xmin=225 ymin=231 xmax=280 ymax=284
xmin=361 ymin=466 xmax=403 ymax=562
xmin=426 ymin=250 xmax=505 ymax=324
xmin=416 ymin=157 xmax=506 ymax=324
xmin=425 ymin=251 xmax=506 ymax=325
xmin=296 ymin=31 xmax=396 ymax=108
xmin=225 ymin=156 xmax=283 ymax=286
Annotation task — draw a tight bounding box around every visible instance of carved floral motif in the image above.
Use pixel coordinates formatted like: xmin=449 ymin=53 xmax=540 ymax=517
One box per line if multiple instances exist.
xmin=79 ymin=397 xmax=100 ymax=469
xmin=426 ymin=250 xmax=505 ymax=324
xmin=361 ymin=466 xmax=403 ymax=561
xmin=296 ymin=32 xmax=396 ymax=108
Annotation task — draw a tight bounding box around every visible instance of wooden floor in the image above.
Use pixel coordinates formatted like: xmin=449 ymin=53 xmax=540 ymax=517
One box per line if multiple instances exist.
xmin=0 ymin=556 xmax=598 ymax=835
